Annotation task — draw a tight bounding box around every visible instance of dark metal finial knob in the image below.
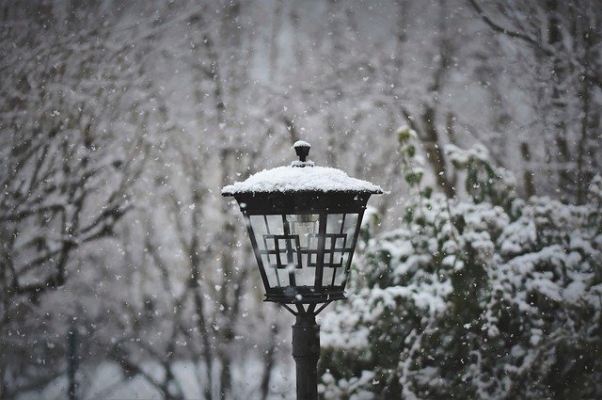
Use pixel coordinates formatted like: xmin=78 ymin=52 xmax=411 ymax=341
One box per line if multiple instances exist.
xmin=294 ymin=140 xmax=311 ymax=162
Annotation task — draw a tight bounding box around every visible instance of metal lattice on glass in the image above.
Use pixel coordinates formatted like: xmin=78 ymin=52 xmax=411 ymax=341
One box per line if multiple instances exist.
xmin=248 ymin=212 xmax=359 ymax=294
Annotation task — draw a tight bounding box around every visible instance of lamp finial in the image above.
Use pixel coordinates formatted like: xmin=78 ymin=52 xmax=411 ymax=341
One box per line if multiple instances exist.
xmin=292 ymin=140 xmax=312 ymax=167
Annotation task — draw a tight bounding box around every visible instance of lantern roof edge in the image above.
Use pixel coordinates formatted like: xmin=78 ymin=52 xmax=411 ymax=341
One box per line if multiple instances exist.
xmin=221 ymin=165 xmax=383 ymax=197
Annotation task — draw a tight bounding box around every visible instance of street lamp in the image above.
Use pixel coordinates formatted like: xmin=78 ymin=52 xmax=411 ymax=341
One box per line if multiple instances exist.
xmin=222 ymin=141 xmax=382 ymax=400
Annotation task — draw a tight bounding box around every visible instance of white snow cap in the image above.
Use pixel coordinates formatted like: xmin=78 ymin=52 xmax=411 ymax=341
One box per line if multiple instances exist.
xmin=293 ymin=140 xmax=311 ymax=148
xmin=222 ymin=165 xmax=382 ymax=194
xmin=222 ymin=141 xmax=382 ymax=195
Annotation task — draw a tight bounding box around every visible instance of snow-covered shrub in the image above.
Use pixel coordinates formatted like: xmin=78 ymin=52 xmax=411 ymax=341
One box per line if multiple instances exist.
xmin=319 ymin=138 xmax=602 ymax=399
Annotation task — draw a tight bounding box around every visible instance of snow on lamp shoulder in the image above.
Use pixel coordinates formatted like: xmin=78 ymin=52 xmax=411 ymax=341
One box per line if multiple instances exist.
xmin=222 ymin=141 xmax=382 ymax=195
xmin=221 ymin=165 xmax=383 ymax=195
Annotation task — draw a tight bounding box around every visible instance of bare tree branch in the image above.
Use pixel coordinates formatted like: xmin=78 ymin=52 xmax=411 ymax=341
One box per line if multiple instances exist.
xmin=467 ymin=0 xmax=553 ymax=56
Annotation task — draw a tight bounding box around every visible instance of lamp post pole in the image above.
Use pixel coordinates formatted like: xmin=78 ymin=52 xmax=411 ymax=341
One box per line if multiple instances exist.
xmin=222 ymin=140 xmax=382 ymax=400
xmin=292 ymin=312 xmax=320 ymax=400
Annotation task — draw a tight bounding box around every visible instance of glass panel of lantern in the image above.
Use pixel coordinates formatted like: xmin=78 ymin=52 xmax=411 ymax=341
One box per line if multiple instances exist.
xmin=248 ymin=212 xmax=360 ymax=291
xmin=324 ymin=213 xmax=359 ymax=287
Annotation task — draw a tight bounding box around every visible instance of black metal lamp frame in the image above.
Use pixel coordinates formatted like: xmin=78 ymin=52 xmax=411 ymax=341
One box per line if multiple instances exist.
xmin=233 ymin=191 xmax=371 ymax=307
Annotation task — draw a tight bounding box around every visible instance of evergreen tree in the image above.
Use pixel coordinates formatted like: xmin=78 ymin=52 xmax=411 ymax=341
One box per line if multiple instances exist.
xmin=320 ymin=128 xmax=602 ymax=399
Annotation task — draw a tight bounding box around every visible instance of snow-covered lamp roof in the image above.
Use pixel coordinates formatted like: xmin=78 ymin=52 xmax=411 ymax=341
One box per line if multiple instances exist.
xmin=221 ymin=141 xmax=383 ymax=196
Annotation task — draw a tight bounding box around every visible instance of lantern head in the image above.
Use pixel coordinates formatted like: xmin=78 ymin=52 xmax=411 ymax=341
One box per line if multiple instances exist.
xmin=222 ymin=141 xmax=382 ymax=305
